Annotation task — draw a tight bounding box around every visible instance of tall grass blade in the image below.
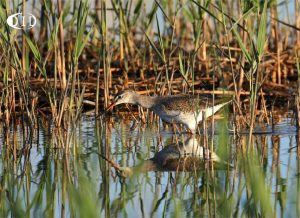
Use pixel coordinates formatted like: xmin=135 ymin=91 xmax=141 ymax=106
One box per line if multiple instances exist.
xmin=257 ymin=1 xmax=268 ymax=58
xmin=143 ymin=30 xmax=166 ymax=64
xmin=232 ymin=27 xmax=252 ymax=64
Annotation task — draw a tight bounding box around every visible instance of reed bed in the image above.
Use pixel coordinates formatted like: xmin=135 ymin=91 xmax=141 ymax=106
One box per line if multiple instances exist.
xmin=0 ymin=1 xmax=298 ymax=157
xmin=0 ymin=1 xmax=299 ymax=128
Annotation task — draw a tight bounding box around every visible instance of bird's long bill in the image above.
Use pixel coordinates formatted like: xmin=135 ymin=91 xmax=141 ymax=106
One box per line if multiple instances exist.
xmin=105 ymin=102 xmax=116 ymax=112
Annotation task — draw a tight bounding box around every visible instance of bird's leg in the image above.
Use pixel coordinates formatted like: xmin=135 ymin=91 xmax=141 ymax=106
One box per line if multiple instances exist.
xmin=171 ymin=121 xmax=178 ymax=134
xmin=202 ymin=112 xmax=207 ymax=149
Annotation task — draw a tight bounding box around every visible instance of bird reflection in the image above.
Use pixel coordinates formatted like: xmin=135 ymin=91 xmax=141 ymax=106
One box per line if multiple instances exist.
xmin=139 ymin=136 xmax=224 ymax=172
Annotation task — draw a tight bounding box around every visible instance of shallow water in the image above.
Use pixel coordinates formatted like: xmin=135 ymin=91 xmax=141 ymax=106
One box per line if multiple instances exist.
xmin=0 ymin=114 xmax=299 ymax=217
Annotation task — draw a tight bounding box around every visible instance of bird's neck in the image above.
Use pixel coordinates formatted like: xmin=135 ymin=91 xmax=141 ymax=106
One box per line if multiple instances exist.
xmin=134 ymin=94 xmax=156 ymax=109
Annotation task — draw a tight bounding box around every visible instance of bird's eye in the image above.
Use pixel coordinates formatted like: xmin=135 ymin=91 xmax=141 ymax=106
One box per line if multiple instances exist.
xmin=115 ymin=95 xmax=122 ymax=101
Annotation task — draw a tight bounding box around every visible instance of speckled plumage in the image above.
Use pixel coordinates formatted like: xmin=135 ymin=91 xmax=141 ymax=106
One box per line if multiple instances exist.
xmin=152 ymin=95 xmax=215 ymax=113
xmin=108 ymin=90 xmax=231 ymax=133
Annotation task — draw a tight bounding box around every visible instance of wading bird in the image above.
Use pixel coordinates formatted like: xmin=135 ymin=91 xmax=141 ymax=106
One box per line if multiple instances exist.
xmin=106 ymin=90 xmax=231 ymax=134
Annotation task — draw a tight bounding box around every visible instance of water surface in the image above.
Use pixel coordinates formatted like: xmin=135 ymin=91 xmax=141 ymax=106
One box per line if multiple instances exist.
xmin=0 ymin=114 xmax=299 ymax=217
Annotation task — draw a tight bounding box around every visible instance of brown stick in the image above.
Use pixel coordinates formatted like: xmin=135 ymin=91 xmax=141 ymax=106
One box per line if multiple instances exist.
xmin=57 ymin=0 xmax=66 ymax=91
xmin=22 ymin=0 xmax=26 ymax=78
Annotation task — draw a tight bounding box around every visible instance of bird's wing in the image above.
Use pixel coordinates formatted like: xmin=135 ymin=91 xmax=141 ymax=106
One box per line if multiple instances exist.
xmin=160 ymin=95 xmax=201 ymax=112
xmin=160 ymin=104 xmax=181 ymax=117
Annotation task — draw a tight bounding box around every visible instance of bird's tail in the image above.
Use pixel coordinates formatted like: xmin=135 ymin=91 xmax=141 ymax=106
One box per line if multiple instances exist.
xmin=214 ymin=99 xmax=232 ymax=111
xmin=204 ymin=99 xmax=232 ymax=118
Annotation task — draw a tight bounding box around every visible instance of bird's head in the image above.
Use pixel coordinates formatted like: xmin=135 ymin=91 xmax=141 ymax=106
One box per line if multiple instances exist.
xmin=105 ymin=90 xmax=137 ymax=111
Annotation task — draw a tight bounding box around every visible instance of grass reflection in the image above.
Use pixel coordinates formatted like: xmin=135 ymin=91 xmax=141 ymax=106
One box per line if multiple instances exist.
xmin=0 ymin=116 xmax=299 ymax=217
